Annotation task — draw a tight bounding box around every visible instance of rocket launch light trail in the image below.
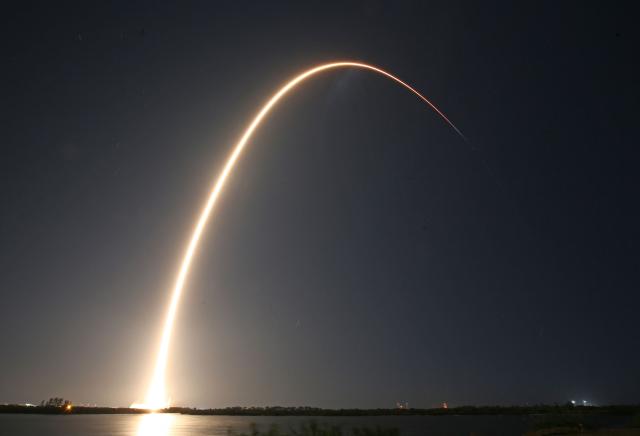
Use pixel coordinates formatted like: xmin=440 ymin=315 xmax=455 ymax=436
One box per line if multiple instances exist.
xmin=132 ymin=62 xmax=465 ymax=410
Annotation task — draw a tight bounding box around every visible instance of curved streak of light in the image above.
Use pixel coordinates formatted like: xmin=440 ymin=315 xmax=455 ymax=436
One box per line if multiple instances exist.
xmin=138 ymin=61 xmax=465 ymax=409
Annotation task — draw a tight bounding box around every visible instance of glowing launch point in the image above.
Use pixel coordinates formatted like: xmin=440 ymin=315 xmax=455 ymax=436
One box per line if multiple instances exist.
xmin=133 ymin=61 xmax=464 ymax=410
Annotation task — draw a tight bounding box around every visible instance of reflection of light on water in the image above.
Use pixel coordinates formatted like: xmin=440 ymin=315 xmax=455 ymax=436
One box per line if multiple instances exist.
xmin=136 ymin=413 xmax=174 ymax=436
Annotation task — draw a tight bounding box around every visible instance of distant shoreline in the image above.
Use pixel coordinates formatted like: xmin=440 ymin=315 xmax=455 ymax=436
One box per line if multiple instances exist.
xmin=1 ymin=404 xmax=639 ymax=417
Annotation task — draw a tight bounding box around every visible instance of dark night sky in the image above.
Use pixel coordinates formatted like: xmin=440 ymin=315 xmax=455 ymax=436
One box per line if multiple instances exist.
xmin=1 ymin=1 xmax=638 ymax=408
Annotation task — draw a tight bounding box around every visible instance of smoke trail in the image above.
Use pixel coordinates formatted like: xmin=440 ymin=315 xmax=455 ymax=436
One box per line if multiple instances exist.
xmin=135 ymin=61 xmax=465 ymax=409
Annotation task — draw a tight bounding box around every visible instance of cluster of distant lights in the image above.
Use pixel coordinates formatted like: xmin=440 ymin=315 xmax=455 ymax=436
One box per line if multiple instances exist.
xmin=571 ymin=400 xmax=592 ymax=406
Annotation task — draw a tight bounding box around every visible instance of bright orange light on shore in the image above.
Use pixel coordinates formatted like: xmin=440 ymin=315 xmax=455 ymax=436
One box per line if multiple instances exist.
xmin=133 ymin=61 xmax=464 ymax=410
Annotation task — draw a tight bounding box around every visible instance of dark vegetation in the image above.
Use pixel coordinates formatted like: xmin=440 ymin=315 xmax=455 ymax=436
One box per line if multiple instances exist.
xmin=0 ymin=404 xmax=147 ymax=414
xmin=176 ymin=404 xmax=640 ymax=417
xmin=1 ymin=403 xmax=639 ymax=417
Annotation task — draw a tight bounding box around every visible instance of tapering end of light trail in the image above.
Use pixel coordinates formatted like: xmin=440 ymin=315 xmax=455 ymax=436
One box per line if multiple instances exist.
xmin=133 ymin=61 xmax=466 ymax=410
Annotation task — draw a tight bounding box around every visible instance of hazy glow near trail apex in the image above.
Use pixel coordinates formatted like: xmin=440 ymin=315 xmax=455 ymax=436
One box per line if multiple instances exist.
xmin=132 ymin=61 xmax=465 ymax=410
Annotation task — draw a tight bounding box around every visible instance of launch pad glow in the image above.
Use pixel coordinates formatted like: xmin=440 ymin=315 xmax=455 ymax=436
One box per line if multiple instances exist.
xmin=132 ymin=62 xmax=464 ymax=410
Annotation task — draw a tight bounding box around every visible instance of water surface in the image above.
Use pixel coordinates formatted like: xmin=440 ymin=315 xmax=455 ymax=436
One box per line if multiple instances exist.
xmin=0 ymin=413 xmax=629 ymax=436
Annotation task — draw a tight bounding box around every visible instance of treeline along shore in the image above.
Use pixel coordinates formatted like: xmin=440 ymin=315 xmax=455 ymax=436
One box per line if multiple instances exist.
xmin=1 ymin=404 xmax=639 ymax=416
